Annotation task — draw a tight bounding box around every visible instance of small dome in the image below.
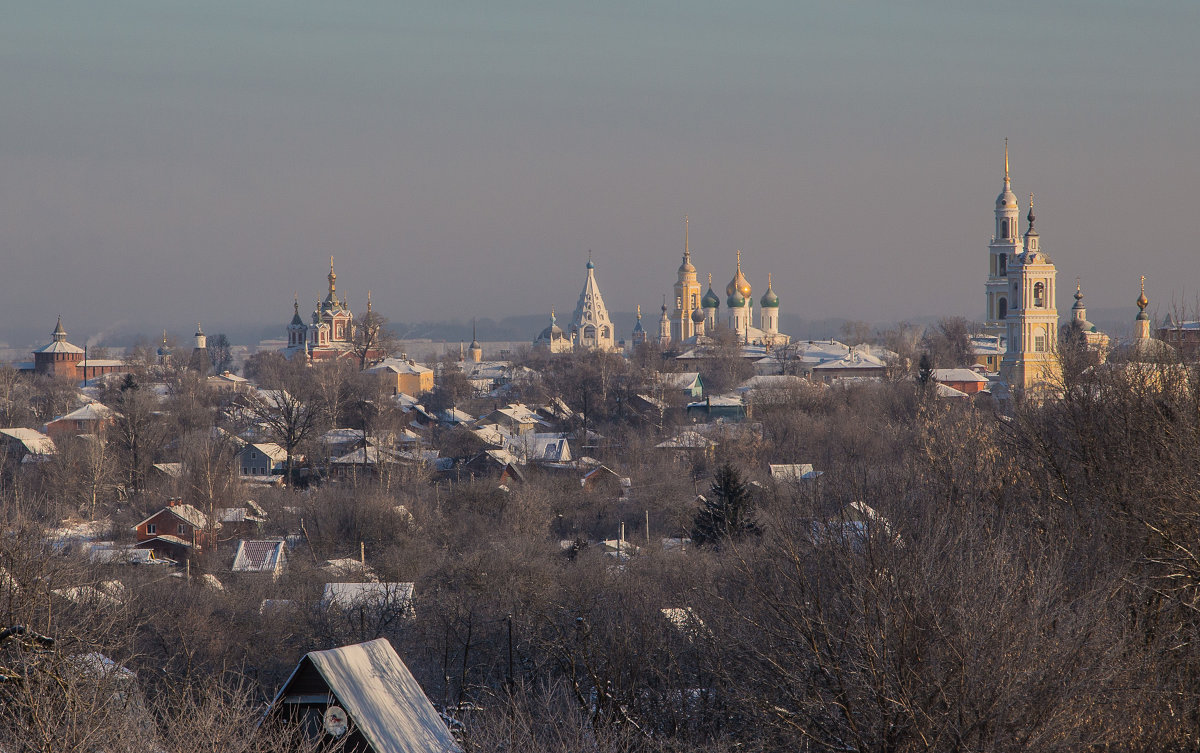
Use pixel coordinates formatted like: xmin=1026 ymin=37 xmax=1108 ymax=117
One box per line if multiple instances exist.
xmin=996 ymin=186 xmax=1017 ymax=209
xmin=727 ymin=290 xmax=745 ymax=308
xmin=760 ymin=274 xmax=779 ymax=308
xmin=701 ymin=286 xmax=720 ymax=309
xmin=586 ymin=259 xmax=594 ymax=270
xmin=678 ymin=256 xmax=696 ymax=277
xmin=691 ymin=307 xmax=706 ymax=323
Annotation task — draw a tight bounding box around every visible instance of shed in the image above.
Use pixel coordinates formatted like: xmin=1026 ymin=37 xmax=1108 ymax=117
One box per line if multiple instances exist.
xmin=268 ymin=638 xmax=460 ymax=753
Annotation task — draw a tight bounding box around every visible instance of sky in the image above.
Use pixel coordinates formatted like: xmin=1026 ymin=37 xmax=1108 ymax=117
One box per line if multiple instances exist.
xmin=3 ymin=1 xmax=1200 ymax=345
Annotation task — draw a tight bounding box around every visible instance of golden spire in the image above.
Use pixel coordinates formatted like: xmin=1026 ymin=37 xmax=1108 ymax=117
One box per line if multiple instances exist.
xmin=768 ymin=271 xmax=773 ymax=288
xmin=636 ymin=304 xmax=641 ymax=319
xmin=328 ymin=256 xmax=337 ymax=295
xmin=366 ymin=289 xmax=372 ymax=314
xmin=293 ymin=293 xmax=299 ymax=315
xmin=736 ymin=249 xmax=742 ymax=272
xmin=708 ymin=272 xmax=712 ymax=287
xmin=684 ymin=215 xmax=690 ymax=261
xmin=1137 ymin=275 xmax=1148 ymax=311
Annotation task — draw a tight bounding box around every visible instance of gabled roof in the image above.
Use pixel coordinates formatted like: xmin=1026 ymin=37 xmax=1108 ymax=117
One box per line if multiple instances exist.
xmin=656 ymin=431 xmax=717 ymax=450
xmin=271 ymin=639 xmax=460 ymax=753
xmin=133 ymin=503 xmax=214 ymax=531
xmin=50 ymin=402 xmax=116 ymax=424
xmin=365 ymin=358 xmax=434 ymax=376
xmin=769 ymin=463 xmax=822 ymax=481
xmin=232 ymin=539 xmax=287 ymax=573
xmin=240 ymin=442 xmax=289 ymax=463
xmin=0 ymin=428 xmax=56 ymax=456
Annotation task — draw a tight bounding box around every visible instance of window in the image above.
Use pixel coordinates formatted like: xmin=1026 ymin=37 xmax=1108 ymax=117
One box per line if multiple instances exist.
xmin=1033 ymin=282 xmax=1045 ymax=308
xmin=676 ymin=296 xmax=682 ymax=310
xmin=178 ymin=524 xmax=188 ymax=535
xmin=998 ymin=255 xmax=1007 ymax=276
xmin=691 ymin=294 xmax=698 ymax=308
xmin=146 ymin=523 xmax=156 ymax=535
xmin=998 ymin=297 xmax=1008 ymax=320
xmin=1035 ymin=335 xmax=1047 ymax=352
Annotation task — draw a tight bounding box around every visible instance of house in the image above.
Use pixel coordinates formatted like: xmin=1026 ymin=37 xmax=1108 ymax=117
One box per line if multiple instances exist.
xmin=216 ymin=500 xmax=268 ymax=537
xmin=43 ymin=402 xmax=116 ymax=441
xmin=931 ymin=368 xmax=990 ymax=395
xmin=205 ymin=371 xmax=252 ymax=392
xmin=0 ymin=428 xmax=56 ymax=464
xmin=328 ymin=446 xmax=407 ymax=479
xmin=132 ymin=502 xmax=219 ymax=559
xmin=267 ymin=638 xmax=460 ymax=753
xmin=769 ymin=463 xmax=823 ymax=482
xmin=365 ymin=358 xmax=435 ymax=396
xmin=685 ymin=396 xmax=747 ymax=421
xmin=458 ymin=450 xmax=526 ymax=484
xmin=236 ymin=442 xmax=289 ymax=477
xmin=581 ymin=465 xmax=630 ymax=497
xmin=231 ymin=539 xmax=288 ymax=578
xmin=969 ymin=335 xmax=1005 ymax=373
xmin=322 ymin=583 xmax=415 ymax=615
xmin=656 ymin=431 xmax=718 ymax=454
xmin=810 ymin=349 xmax=888 ymax=383
xmin=654 ymin=372 xmax=704 ymax=400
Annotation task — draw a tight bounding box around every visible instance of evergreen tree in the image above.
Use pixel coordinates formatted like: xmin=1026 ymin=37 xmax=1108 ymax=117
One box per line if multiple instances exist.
xmin=691 ymin=462 xmax=760 ymax=547
xmin=917 ymin=352 xmax=934 ymax=388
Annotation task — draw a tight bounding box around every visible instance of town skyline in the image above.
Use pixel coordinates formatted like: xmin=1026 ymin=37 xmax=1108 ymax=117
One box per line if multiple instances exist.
xmin=4 ymin=3 xmax=1199 ymax=338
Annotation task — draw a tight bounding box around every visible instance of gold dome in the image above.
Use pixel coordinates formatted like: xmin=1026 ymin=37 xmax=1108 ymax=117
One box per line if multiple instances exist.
xmin=726 ymin=250 xmax=752 ymax=298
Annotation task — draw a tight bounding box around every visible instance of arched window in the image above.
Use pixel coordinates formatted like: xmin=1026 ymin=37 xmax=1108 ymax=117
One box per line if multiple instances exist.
xmin=998 ymin=254 xmax=1007 ymax=276
xmin=1033 ymin=282 xmax=1045 ymax=308
xmin=998 ymin=297 xmax=1008 ymax=320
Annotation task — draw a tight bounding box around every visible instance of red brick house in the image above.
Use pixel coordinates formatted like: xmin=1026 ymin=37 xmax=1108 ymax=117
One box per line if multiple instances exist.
xmin=931 ymin=368 xmax=991 ymax=396
xmin=132 ymin=502 xmax=220 ymax=561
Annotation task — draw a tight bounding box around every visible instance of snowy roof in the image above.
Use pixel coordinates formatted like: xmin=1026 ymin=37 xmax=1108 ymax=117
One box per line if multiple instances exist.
xmin=0 ymin=428 xmax=56 ymax=456
xmin=735 ymin=374 xmax=808 ymax=393
xmin=331 ymin=446 xmax=405 ymax=466
xmin=271 ymin=639 xmax=460 ymax=753
xmin=366 ymin=358 xmax=434 ymax=376
xmin=812 ymin=350 xmax=887 ymax=370
xmin=323 ymin=558 xmax=379 ymax=581
xmin=51 ymin=402 xmax=116 ymax=424
xmin=769 ymin=463 xmax=821 ymax=481
xmin=232 ymin=539 xmax=287 ymax=574
xmin=133 ymin=503 xmax=213 ymax=531
xmin=656 ymin=372 xmax=702 ymax=390
xmin=932 ymin=368 xmax=989 ymax=383
xmin=323 ymin=582 xmax=415 ymax=610
xmin=34 ymin=340 xmax=84 ymax=356
xmin=656 ymin=431 xmax=717 ymax=450
xmin=935 ymin=383 xmax=970 ymax=399
xmin=152 ymin=462 xmax=183 ymax=478
xmin=242 ymin=442 xmax=289 ymax=462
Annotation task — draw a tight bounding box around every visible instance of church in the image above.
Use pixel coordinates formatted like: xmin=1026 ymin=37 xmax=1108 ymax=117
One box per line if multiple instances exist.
xmin=283 ymin=258 xmax=382 ymax=362
xmin=658 ymin=218 xmax=789 ymax=349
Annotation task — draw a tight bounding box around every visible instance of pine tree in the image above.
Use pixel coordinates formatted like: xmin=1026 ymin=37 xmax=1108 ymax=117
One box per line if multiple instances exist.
xmin=691 ymin=462 xmax=760 ymax=548
xmin=917 ymin=352 xmax=934 ymax=388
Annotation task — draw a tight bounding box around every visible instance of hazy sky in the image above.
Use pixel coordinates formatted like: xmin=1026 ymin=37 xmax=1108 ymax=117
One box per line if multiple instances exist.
xmin=3 ymin=2 xmax=1199 ymax=343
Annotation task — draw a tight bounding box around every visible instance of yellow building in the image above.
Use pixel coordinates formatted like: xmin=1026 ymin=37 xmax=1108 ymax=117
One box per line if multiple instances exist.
xmin=1000 ymin=197 xmax=1061 ymax=397
xmin=364 ymin=358 xmax=434 ymax=396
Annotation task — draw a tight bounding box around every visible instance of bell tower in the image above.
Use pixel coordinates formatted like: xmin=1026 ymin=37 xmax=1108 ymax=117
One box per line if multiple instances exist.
xmin=1001 ymin=195 xmax=1060 ymax=396
xmin=985 ymin=140 xmax=1022 ymax=339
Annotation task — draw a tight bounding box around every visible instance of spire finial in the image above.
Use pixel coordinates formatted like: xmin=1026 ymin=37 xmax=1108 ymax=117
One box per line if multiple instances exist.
xmin=1027 ymin=192 xmax=1036 ymax=228
xmin=662 ymin=294 xmax=667 ymax=313
xmin=1137 ymin=275 xmax=1148 ymax=311
xmin=768 ymin=272 xmax=773 ymax=289
xmin=294 ymin=293 xmax=299 ymax=315
xmin=1004 ymin=137 xmax=1010 ymax=184
xmin=550 ymin=307 xmax=556 ymax=326
xmin=1076 ymin=277 xmax=1082 ymax=297
xmin=472 ymin=317 xmax=477 ymax=340
xmin=736 ymin=249 xmax=742 ymax=272
xmin=636 ymin=304 xmax=642 ymax=320
xmin=708 ymin=272 xmax=712 ymax=287
xmin=684 ymin=215 xmax=690 ymax=261
xmin=328 ymin=255 xmax=337 ymax=294
xmin=366 ymin=289 xmax=372 ymax=313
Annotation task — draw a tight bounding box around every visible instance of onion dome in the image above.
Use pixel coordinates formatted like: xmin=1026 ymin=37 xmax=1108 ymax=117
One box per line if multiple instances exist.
xmin=726 ymin=250 xmax=751 ymax=299
xmin=727 ymin=289 xmax=745 ymax=308
xmin=691 ymin=307 xmax=706 ymax=324
xmin=760 ymin=272 xmax=779 ymax=308
xmin=1024 ymin=195 xmax=1038 ymax=237
xmin=1136 ymin=276 xmax=1150 ymax=321
xmin=701 ymin=273 xmax=720 ymax=308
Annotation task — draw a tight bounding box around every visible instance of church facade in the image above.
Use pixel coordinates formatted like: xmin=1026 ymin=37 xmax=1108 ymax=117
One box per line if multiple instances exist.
xmin=283 ymin=258 xmax=382 ymax=362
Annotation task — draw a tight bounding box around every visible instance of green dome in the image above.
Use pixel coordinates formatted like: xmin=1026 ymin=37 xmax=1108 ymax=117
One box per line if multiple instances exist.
xmin=727 ymin=290 xmax=745 ymax=308
xmin=702 ymin=286 xmax=720 ymax=309
xmin=760 ymin=288 xmax=779 ymax=308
